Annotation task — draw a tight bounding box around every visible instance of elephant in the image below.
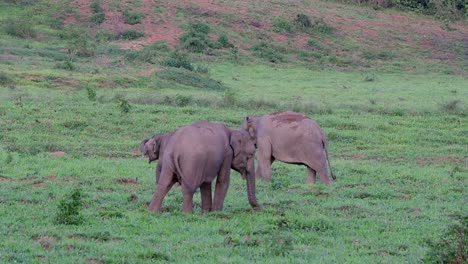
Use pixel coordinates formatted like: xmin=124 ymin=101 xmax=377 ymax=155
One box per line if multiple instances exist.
xmin=139 ymin=132 xmax=174 ymax=184
xmin=147 ymin=121 xmax=259 ymax=213
xmin=241 ymin=111 xmax=335 ymax=185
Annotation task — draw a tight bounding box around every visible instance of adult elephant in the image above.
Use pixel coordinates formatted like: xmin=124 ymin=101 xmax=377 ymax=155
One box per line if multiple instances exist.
xmin=241 ymin=111 xmax=335 ymax=185
xmin=147 ymin=121 xmax=259 ymax=213
xmin=139 ymin=132 xmax=174 ymax=184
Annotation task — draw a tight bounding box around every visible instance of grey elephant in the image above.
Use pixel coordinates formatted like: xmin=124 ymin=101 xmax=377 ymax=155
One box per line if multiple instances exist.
xmin=139 ymin=132 xmax=174 ymax=184
xmin=147 ymin=121 xmax=259 ymax=213
xmin=241 ymin=111 xmax=335 ymax=185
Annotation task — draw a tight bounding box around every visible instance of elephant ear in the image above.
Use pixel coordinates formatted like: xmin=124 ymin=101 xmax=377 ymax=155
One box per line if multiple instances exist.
xmin=245 ymin=116 xmax=256 ymax=139
xmin=230 ymin=131 xmax=243 ymax=157
xmin=139 ymin=138 xmax=151 ymax=155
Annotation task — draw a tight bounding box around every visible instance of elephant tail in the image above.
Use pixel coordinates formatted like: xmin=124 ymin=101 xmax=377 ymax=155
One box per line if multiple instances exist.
xmin=321 ymin=131 xmax=336 ymax=181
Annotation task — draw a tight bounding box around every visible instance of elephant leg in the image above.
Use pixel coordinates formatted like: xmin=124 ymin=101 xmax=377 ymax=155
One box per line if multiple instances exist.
xmin=200 ymin=182 xmax=212 ymax=212
xmin=213 ymin=152 xmax=232 ymax=211
xmin=317 ymin=165 xmax=331 ymax=185
xmin=148 ymin=169 xmax=175 ymax=212
xmin=155 ymin=162 xmax=162 ymax=185
xmin=256 ymin=138 xmax=273 ymax=181
xmin=306 ymin=167 xmax=317 ymax=184
xmin=181 ymin=183 xmax=195 ymax=213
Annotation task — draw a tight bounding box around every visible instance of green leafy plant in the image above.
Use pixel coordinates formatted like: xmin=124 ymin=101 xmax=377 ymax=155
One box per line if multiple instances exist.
xmin=294 ymin=13 xmax=312 ymax=28
xmin=123 ymin=9 xmax=145 ymax=25
xmin=424 ymin=215 xmax=467 ymax=263
xmin=118 ymin=98 xmax=132 ymax=113
xmin=90 ymin=0 xmax=105 ymax=24
xmin=2 ymin=17 xmax=36 ymax=38
xmin=163 ymin=51 xmax=194 ymax=71
xmin=252 ymin=42 xmax=286 ymax=63
xmin=121 ymin=30 xmax=144 ymax=40
xmin=216 ymin=33 xmax=233 ymax=48
xmin=55 ymin=189 xmax=84 ymax=225
xmin=272 ymin=17 xmax=296 ymax=33
xmin=180 ymin=22 xmax=212 ymax=53
xmin=86 ymin=87 xmax=97 ymax=101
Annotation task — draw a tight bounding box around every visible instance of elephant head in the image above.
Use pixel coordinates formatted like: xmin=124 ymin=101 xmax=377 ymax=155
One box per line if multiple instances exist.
xmin=229 ymin=130 xmax=259 ymax=209
xmin=241 ymin=116 xmax=260 ymax=142
xmin=139 ymin=133 xmax=172 ymax=163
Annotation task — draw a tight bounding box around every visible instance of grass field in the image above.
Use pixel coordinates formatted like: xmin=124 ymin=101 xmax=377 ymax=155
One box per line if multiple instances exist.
xmin=1 ymin=0 xmax=467 ymax=263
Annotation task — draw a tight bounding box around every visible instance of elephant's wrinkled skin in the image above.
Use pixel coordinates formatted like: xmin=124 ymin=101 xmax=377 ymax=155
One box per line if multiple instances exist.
xmin=147 ymin=121 xmax=259 ymax=213
xmin=242 ymin=111 xmax=335 ymax=185
xmin=139 ymin=132 xmax=173 ymax=184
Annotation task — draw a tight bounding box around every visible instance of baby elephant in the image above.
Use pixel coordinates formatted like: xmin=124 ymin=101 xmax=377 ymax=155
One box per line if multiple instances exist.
xmin=139 ymin=132 xmax=173 ymax=185
xmin=147 ymin=121 xmax=258 ymax=213
xmin=242 ymin=111 xmax=335 ymax=185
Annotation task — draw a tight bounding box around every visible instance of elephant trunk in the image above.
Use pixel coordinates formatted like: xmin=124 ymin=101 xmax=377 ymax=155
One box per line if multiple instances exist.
xmin=245 ymin=162 xmax=259 ymax=209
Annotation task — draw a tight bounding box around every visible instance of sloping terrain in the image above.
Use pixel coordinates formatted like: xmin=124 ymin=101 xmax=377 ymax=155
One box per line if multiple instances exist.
xmin=58 ymin=0 xmax=468 ymax=72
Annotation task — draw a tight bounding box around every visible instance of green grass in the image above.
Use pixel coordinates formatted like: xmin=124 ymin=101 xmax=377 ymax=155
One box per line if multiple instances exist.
xmin=0 ymin=0 xmax=467 ymax=263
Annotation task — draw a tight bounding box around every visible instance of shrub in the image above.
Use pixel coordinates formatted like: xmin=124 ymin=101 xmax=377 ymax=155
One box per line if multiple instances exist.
xmin=216 ymin=33 xmax=234 ymax=48
xmin=126 ymin=41 xmax=170 ymax=64
xmin=90 ymin=12 xmax=105 ymax=24
xmin=0 ymin=72 xmax=14 ymax=87
xmin=180 ymin=22 xmax=212 ymax=53
xmin=90 ymin=0 xmax=105 ymax=24
xmin=311 ymin=18 xmax=334 ymax=35
xmin=272 ymin=17 xmax=296 ymax=33
xmin=294 ymin=14 xmax=312 ymax=28
xmin=121 ymin=30 xmax=144 ymax=40
xmin=62 ymin=26 xmax=95 ymax=57
xmin=54 ymin=58 xmax=75 ymax=71
xmin=157 ymin=68 xmax=229 ymax=91
xmin=252 ymin=42 xmax=286 ymax=63
xmin=441 ymin=99 xmax=463 ymax=113
xmin=163 ymin=51 xmax=193 ymax=71
xmin=174 ymin=94 xmax=193 ymax=107
xmin=118 ymin=97 xmax=131 ymax=113
xmin=2 ymin=17 xmax=36 ymax=38
xmin=363 ymin=51 xmax=394 ymax=60
xmin=424 ymin=215 xmax=467 ymax=263
xmin=55 ymin=189 xmax=84 ymax=225
xmin=123 ymin=9 xmax=145 ymax=25
xmin=86 ymin=87 xmax=97 ymax=101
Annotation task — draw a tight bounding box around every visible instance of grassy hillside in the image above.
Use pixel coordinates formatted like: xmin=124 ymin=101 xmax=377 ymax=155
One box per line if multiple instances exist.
xmin=0 ymin=0 xmax=467 ymax=263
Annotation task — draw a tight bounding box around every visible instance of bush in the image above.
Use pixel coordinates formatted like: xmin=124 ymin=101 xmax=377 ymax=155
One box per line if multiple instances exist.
xmin=216 ymin=33 xmax=234 ymax=48
xmin=2 ymin=17 xmax=36 ymax=38
xmin=272 ymin=17 xmax=296 ymax=33
xmin=294 ymin=14 xmax=312 ymax=28
xmin=86 ymin=87 xmax=97 ymax=101
xmin=363 ymin=51 xmax=394 ymax=60
xmin=55 ymin=189 xmax=84 ymax=225
xmin=0 ymin=72 xmax=14 ymax=87
xmin=54 ymin=58 xmax=75 ymax=71
xmin=90 ymin=0 xmax=105 ymax=24
xmin=122 ymin=30 xmax=144 ymax=40
xmin=123 ymin=9 xmax=145 ymax=25
xmin=163 ymin=51 xmax=193 ymax=71
xmin=125 ymin=41 xmax=170 ymax=64
xmin=424 ymin=215 xmax=467 ymax=263
xmin=311 ymin=18 xmax=334 ymax=35
xmin=158 ymin=68 xmax=229 ymax=91
xmin=118 ymin=97 xmax=131 ymax=113
xmin=180 ymin=22 xmax=213 ymax=53
xmin=252 ymin=42 xmax=286 ymax=63
xmin=62 ymin=26 xmax=95 ymax=57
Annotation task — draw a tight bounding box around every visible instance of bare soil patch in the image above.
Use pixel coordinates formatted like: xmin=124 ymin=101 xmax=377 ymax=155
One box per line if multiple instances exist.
xmin=116 ymin=178 xmax=137 ymax=185
xmin=50 ymin=151 xmax=66 ymax=157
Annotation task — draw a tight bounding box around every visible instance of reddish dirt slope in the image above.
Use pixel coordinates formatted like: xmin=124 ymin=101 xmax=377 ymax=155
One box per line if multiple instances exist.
xmin=65 ymin=0 xmax=467 ymax=63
